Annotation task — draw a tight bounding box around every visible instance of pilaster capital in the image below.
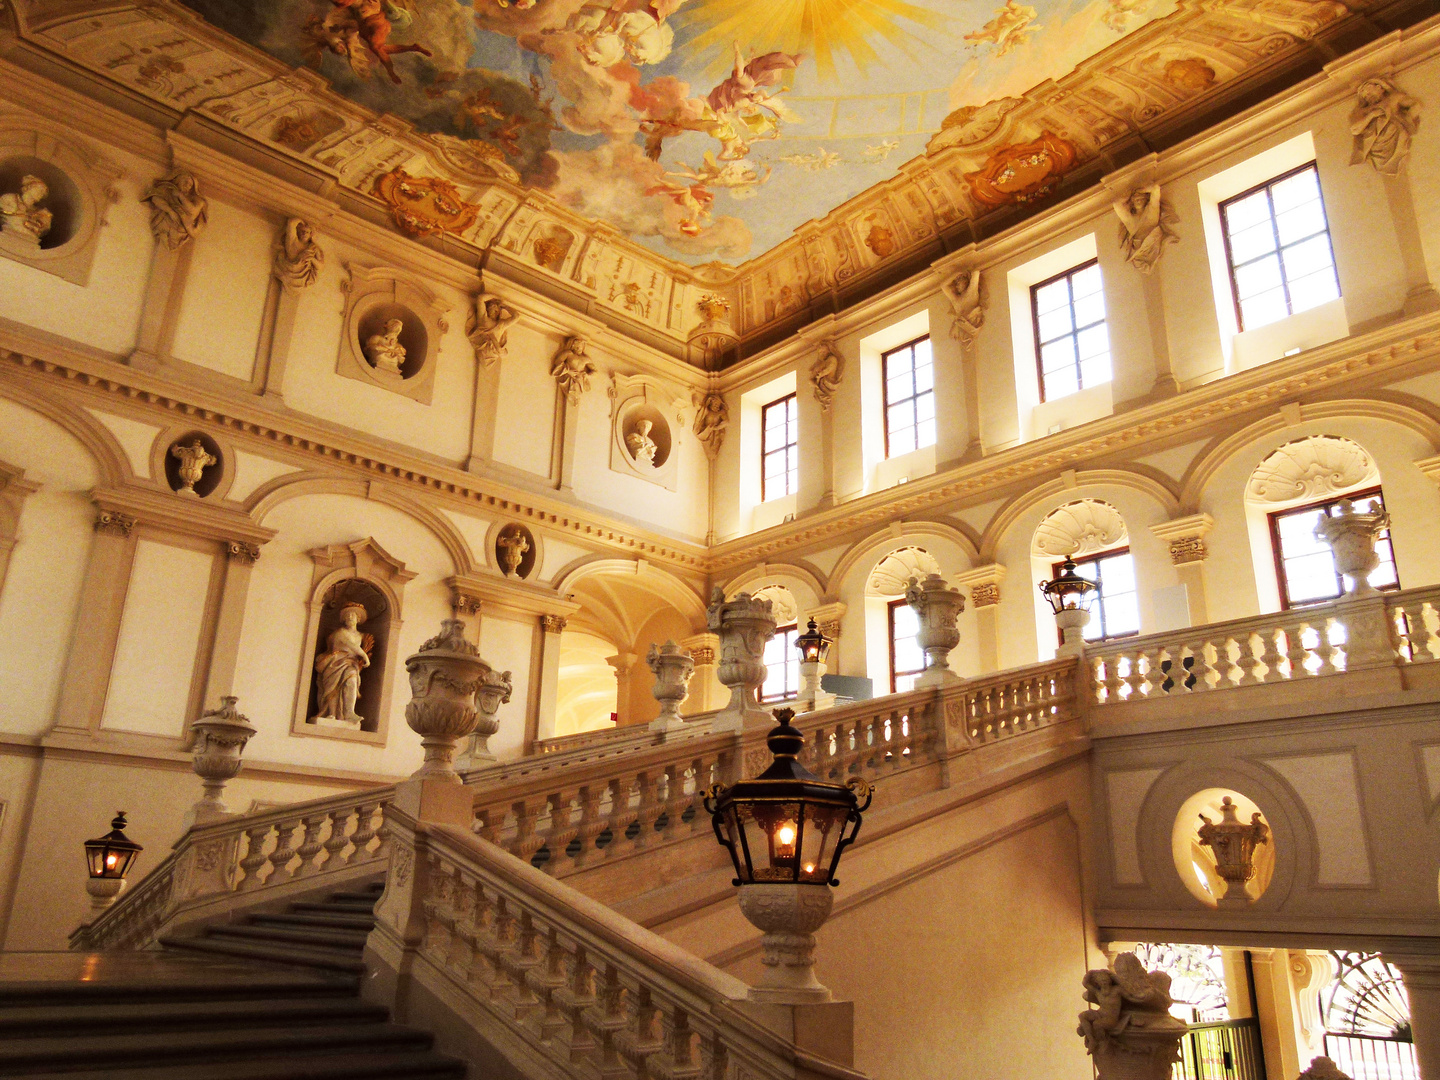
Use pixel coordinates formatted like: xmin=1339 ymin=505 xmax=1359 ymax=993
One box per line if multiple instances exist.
xmin=1150 ymin=513 xmax=1216 ymax=564
xmin=681 ymin=631 xmax=718 ymax=666
xmin=954 ymin=563 xmax=1006 ymax=607
xmin=806 ymin=601 xmax=846 ymax=640
xmin=606 ymin=652 xmax=639 ymax=676
xmin=445 ymin=572 xmax=578 ymax=622
xmin=225 ymin=540 xmax=261 ymax=564
xmin=94 ymin=509 xmax=136 ymax=537
xmin=540 ymin=613 xmax=567 ymax=634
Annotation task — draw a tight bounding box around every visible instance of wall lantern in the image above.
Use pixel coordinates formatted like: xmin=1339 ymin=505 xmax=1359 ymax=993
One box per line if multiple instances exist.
xmin=83 ymin=811 xmax=142 ymax=911
xmin=794 ymin=617 xmax=831 ymax=666
xmin=1038 ymin=556 xmax=1098 ymax=614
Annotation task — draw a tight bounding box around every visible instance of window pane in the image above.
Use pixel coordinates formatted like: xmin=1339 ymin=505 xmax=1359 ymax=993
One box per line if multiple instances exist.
xmin=1033 ymin=262 xmax=1106 ymax=404
xmin=1287 ymin=269 xmax=1340 ymax=314
xmin=1041 ymin=337 xmax=1076 ymax=374
xmin=1239 ymin=290 xmax=1290 ymax=331
xmin=1224 ymin=190 xmax=1272 ymax=232
xmin=1076 ymin=324 xmax=1110 ymax=361
xmin=1037 ymin=306 xmax=1073 ymax=342
xmin=1072 ymin=292 xmax=1106 ymax=329
xmin=915 ymin=391 xmax=935 ymax=422
xmin=1043 ymin=366 xmax=1080 ymax=401
xmin=1071 ymin=263 xmax=1103 ymax=297
xmin=912 ymin=338 xmax=931 ymax=366
xmin=1034 ymin=279 xmax=1071 ymax=314
xmin=1275 ymin=202 xmax=1327 ymax=245
xmin=1103 ymin=591 xmax=1141 ymax=637
xmin=1270 ymin=167 xmax=1320 ymax=211
xmin=1228 ymin=222 xmax=1279 ymax=265
xmin=1234 ymin=254 xmax=1284 ymax=300
xmin=917 ymin=417 xmax=936 ymax=449
xmin=913 ymin=361 xmax=934 ymax=393
xmin=1079 ymin=356 xmax=1112 ymax=388
xmin=1272 ymin=490 xmax=1399 ymax=608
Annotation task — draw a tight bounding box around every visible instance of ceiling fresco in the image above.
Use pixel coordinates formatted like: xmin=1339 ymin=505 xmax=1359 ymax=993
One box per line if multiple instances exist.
xmin=172 ymin=0 xmax=1180 ymax=264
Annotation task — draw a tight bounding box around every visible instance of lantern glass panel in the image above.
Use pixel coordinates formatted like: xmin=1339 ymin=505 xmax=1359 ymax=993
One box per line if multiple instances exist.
xmin=735 ymin=800 xmax=803 ymax=882
xmin=798 ymin=802 xmax=848 ymax=883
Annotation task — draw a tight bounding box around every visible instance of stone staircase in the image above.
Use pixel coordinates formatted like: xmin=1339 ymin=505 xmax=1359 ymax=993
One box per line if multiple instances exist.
xmin=0 ymin=881 xmax=466 ymax=1079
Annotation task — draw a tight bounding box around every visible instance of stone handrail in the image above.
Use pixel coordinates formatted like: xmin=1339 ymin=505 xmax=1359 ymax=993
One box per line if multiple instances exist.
xmin=71 ymin=787 xmax=393 ymax=951
xmin=946 ymin=658 xmax=1081 ymax=744
xmin=410 ymin=820 xmax=870 ymax=1080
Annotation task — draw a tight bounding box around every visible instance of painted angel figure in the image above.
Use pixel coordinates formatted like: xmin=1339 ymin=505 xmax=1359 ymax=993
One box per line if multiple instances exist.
xmin=551 ymin=336 xmax=597 ymax=404
xmin=0 ymin=175 xmax=52 ymax=247
xmin=1114 ymin=183 xmax=1178 ymax=274
xmin=142 ymin=170 xmax=208 ymax=251
xmin=273 ymin=218 xmax=325 ymax=290
xmin=313 ymin=602 xmax=374 ymax=726
xmin=1350 ymin=77 xmax=1422 ymax=176
xmin=942 ymin=268 xmax=986 ymax=343
xmin=468 ymin=288 xmax=518 ymax=367
xmin=303 ymin=0 xmax=432 ymax=85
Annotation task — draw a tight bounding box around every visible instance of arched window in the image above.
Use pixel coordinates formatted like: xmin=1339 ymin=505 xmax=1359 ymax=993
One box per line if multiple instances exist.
xmin=1033 ymin=500 xmax=1137 ymax=643
xmin=754 ymin=585 xmax=799 ymax=703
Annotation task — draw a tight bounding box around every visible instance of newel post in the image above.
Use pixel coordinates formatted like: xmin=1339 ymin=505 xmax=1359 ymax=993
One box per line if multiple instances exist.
xmin=707 ymin=588 xmax=776 ymax=732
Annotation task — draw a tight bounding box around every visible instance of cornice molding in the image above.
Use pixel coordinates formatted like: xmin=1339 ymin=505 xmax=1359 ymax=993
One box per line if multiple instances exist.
xmin=447 ymin=572 xmax=580 ymax=622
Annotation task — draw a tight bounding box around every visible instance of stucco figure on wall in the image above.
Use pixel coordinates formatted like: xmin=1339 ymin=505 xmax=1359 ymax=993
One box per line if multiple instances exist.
xmin=942 ymin=268 xmax=986 ymax=343
xmin=0 ymin=175 xmax=52 ymax=248
xmin=1078 ymin=952 xmax=1187 ymax=1080
xmin=1114 ymin=183 xmax=1178 ymax=274
xmin=692 ymin=392 xmax=729 ymax=459
xmin=551 ymin=336 xmax=596 ymax=404
xmin=170 ymin=438 xmax=217 ymax=496
xmin=313 ymin=601 xmax=373 ymax=728
xmin=364 ymin=318 xmax=407 ymax=376
xmin=142 ymin=170 xmax=208 ymax=250
xmin=496 ymin=526 xmax=530 ymax=577
xmin=810 ymin=342 xmax=843 ymax=411
xmin=467 ymin=285 xmax=518 ymax=367
xmin=273 ymin=218 xmax=325 ymax=289
xmin=626 ymin=419 xmax=659 ymax=466
xmin=1350 ymin=78 xmax=1422 ymax=176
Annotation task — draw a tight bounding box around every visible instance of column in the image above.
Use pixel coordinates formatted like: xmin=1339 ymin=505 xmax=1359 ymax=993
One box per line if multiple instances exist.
xmin=680 ymin=631 xmax=721 ymax=714
xmin=954 ymin=564 xmax=1005 ymax=673
xmin=130 ymin=243 xmax=193 ymax=370
xmin=449 ymin=587 xmax=483 ymax=645
xmin=606 ymin=651 xmax=638 ymax=725
xmin=1384 ymin=951 xmax=1440 ymax=1080
xmin=254 ymin=278 xmax=302 ymax=401
xmin=196 ymin=541 xmax=264 ymax=726
xmin=929 ymin=247 xmax=985 ymax=466
xmin=533 ymin=615 xmax=566 ymax=744
xmin=1149 ymin=514 xmax=1215 ymax=626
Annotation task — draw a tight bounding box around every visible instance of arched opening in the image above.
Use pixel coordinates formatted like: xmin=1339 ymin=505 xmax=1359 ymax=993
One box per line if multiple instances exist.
xmin=1031 ymin=499 xmax=1136 ymax=656
xmin=864 ymin=546 xmax=939 ymax=694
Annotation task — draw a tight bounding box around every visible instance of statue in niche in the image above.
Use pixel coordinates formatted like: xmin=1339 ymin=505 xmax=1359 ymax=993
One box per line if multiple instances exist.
xmin=810 ymin=341 xmax=843 ymax=411
xmin=364 ymin=318 xmax=407 ymax=376
xmin=467 ymin=285 xmax=518 ymax=367
xmin=627 ymin=419 xmax=658 ymax=466
xmin=1114 ymin=183 xmax=1179 ymax=274
xmin=942 ymin=268 xmax=986 ymax=344
xmin=313 ymin=600 xmax=374 ymax=728
xmin=142 ymin=170 xmax=208 ymax=251
xmin=692 ymin=391 xmax=729 ymax=459
xmin=551 ymin=336 xmax=596 ymax=404
xmin=273 ymin=218 xmax=325 ymax=290
xmin=170 ymin=438 xmax=217 ymax=496
xmin=1350 ymin=77 xmax=1422 ymax=176
xmin=0 ymin=175 xmax=52 ymax=248
xmin=497 ymin=527 xmax=530 ymax=577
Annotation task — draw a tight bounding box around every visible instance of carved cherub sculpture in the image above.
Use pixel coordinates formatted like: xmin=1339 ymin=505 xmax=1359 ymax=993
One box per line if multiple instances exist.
xmin=1078 ymin=952 xmax=1184 ymax=1060
xmin=627 ymin=419 xmax=658 ymax=466
xmin=1350 ymin=77 xmax=1422 ymax=176
xmin=365 ymin=318 xmax=407 ymax=376
xmin=468 ymin=289 xmax=519 ymax=367
xmin=692 ymin=391 xmax=729 ymax=459
xmin=142 ymin=170 xmax=208 ymax=251
xmin=273 ymin=217 xmax=325 ymax=290
xmin=313 ymin=602 xmax=373 ymax=727
xmin=0 ymin=175 xmax=53 ymax=247
xmin=942 ymin=268 xmax=986 ymax=343
xmin=1114 ymin=183 xmax=1179 ymax=274
xmin=810 ymin=343 xmax=843 ymax=411
xmin=551 ymin=336 xmax=597 ymax=404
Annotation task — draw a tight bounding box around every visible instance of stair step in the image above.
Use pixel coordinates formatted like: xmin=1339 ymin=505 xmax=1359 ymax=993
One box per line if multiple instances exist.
xmin=159 ymin=935 xmax=366 ymax=974
xmin=2 ymin=1049 xmax=466 ymax=1080
xmin=324 ymin=889 xmax=385 ymax=903
xmin=0 ymin=996 xmax=389 ymax=1038
xmin=0 ymin=976 xmax=357 ymax=1008
xmin=210 ymin=923 xmax=371 ymax=950
xmin=251 ymin=912 xmax=376 ymax=931
xmin=0 ymin=1021 xmax=434 ymax=1072
xmin=289 ymin=900 xmax=380 ymax=915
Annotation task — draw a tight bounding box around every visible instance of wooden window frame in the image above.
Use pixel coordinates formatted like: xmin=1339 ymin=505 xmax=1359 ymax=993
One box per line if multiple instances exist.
xmin=760 ymin=393 xmax=798 ymax=503
xmin=759 ymin=623 xmax=800 ymax=704
xmin=1052 ymin=547 xmax=1140 ymax=644
xmin=887 ymin=598 xmax=925 ymax=694
xmin=1031 ymin=259 xmax=1108 ymax=404
xmin=1218 ymin=161 xmax=1340 ymax=333
xmin=881 ymin=335 xmax=934 ymax=460
xmin=1267 ymin=486 xmax=1399 ymax=611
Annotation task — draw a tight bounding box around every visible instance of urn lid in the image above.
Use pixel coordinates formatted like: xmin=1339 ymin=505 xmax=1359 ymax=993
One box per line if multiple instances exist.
xmin=192 ymin=695 xmax=256 ymax=738
xmin=405 ymin=619 xmax=489 ymax=672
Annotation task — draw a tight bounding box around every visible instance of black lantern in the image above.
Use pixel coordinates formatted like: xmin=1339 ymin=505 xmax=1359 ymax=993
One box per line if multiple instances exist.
xmin=705 ymin=708 xmax=871 ymax=887
xmin=794 ymin=617 xmax=831 ymax=665
xmin=1039 ymin=557 xmax=1098 ymax=615
xmin=84 ymin=812 xmax=142 ymax=880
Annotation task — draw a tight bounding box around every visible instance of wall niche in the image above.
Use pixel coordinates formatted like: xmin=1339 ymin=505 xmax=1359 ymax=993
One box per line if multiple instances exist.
xmin=337 ymin=264 xmax=451 ymax=404
xmin=494 ymin=522 xmax=537 ymax=579
xmin=609 ymin=373 xmax=683 ymax=490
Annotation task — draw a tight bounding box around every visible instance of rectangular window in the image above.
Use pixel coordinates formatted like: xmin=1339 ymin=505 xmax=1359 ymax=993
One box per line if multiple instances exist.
xmin=760 ymin=624 xmax=800 ymax=703
xmin=882 ymin=336 xmax=935 ymax=459
xmin=1056 ymin=548 xmax=1140 ymax=643
xmin=1220 ymin=162 xmax=1340 ymax=332
xmin=1269 ymin=488 xmax=1398 ymax=609
xmin=761 ymin=393 xmax=798 ymax=501
xmin=888 ymin=599 xmax=925 ymax=693
xmin=1032 ymin=260 xmax=1110 ymax=403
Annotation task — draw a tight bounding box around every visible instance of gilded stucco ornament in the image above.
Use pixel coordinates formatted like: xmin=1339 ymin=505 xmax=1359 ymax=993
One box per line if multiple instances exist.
xmin=1350 ymin=77 xmax=1422 ymax=176
xmin=364 ymin=318 xmax=407 ymax=377
xmin=551 ymin=336 xmax=596 ymax=404
xmin=273 ymin=218 xmax=325 ymax=290
xmin=170 ymin=438 xmax=217 ymax=497
xmin=312 ymin=601 xmax=373 ymax=728
xmin=0 ymin=175 xmax=52 ymax=248
xmin=1078 ymin=952 xmax=1188 ymax=1080
xmin=809 ymin=341 xmax=843 ymax=411
xmin=1196 ymin=796 xmax=1269 ymax=905
xmin=372 ymin=167 xmax=480 ymax=237
xmin=942 ymin=268 xmax=986 ymax=343
xmin=142 ymin=170 xmax=208 ymax=250
xmin=1114 ymin=183 xmax=1179 ymax=274
xmin=692 ymin=391 xmax=729 ymax=459
xmin=467 ymin=283 xmax=518 ymax=367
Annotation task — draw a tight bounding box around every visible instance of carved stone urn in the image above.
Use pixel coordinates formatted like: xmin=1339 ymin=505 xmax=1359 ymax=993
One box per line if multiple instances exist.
xmin=905 ymin=574 xmax=965 ymax=687
xmin=707 ymin=589 xmax=776 ymax=732
xmin=404 ymin=620 xmax=492 ymax=783
xmin=170 ymin=438 xmax=216 ymax=497
xmin=1196 ymin=796 xmax=1269 ymax=907
xmin=647 ymin=640 xmax=694 ymax=732
xmin=1078 ymin=952 xmax=1188 ymax=1080
xmin=737 ymin=883 xmax=835 ymax=1003
xmin=189 ymin=695 xmax=257 ymax=821
xmin=1314 ymin=499 xmax=1390 ymax=598
xmin=469 ymin=668 xmax=513 ymax=763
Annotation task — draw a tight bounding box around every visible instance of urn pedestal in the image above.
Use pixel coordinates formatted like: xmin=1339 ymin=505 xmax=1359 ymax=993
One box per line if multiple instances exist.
xmin=1055 ymin=606 xmax=1091 ymax=658
xmin=737 ymin=883 xmax=835 ymax=1003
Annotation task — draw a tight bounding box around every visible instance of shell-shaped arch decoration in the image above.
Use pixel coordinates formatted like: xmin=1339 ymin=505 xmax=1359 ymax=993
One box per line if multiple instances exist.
xmin=751 ymin=585 xmax=800 ymax=627
xmin=1245 ymin=435 xmax=1378 ymax=505
xmin=1032 ymin=499 xmax=1128 ymax=559
xmin=867 ymin=546 xmax=941 ymax=597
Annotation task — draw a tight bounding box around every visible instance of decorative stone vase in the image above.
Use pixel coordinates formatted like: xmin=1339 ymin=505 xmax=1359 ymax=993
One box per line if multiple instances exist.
xmin=647 ymin=640 xmax=694 ymax=732
xmin=904 ymin=574 xmax=965 ymax=687
xmin=1314 ymin=499 xmax=1390 ymax=598
xmin=737 ymin=883 xmax=835 ymax=1003
xmin=1196 ymin=796 xmax=1269 ymax=907
xmin=707 ymin=590 xmax=776 ymax=732
xmin=1055 ymin=606 xmax=1091 ymax=658
xmin=404 ymin=620 xmax=492 ymax=783
xmin=190 ymin=695 xmax=257 ymax=820
xmin=170 ymin=438 xmax=216 ymax=497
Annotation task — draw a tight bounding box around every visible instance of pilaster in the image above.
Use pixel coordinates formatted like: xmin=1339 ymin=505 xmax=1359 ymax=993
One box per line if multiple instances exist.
xmin=954 ymin=564 xmax=1006 ymax=673
xmin=1149 ymin=514 xmax=1215 ymax=626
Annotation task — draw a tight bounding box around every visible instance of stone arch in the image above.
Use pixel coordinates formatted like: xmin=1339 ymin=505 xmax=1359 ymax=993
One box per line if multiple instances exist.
xmin=0 ymin=381 xmax=130 ymax=487
xmin=826 ymin=519 xmax=979 ymax=596
xmin=978 ymin=467 xmax=1178 ymax=562
xmin=721 ymin=561 xmax=825 ymax=614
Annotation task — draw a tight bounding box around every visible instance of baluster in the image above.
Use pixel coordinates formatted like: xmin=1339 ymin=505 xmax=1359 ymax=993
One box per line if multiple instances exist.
xmin=561 ymin=946 xmax=598 ymax=1061
xmin=531 ymin=925 xmax=569 ymax=1041
xmin=1102 ymin=656 xmax=1126 ymax=702
xmin=295 ymin=812 xmax=329 ymax=877
xmin=1121 ymin=651 xmax=1146 ymax=699
xmin=237 ymin=824 xmax=273 ymax=891
xmin=511 ymin=798 xmax=541 ymax=862
xmin=323 ymin=806 xmax=355 ymax=868
xmin=1185 ymin=640 xmax=1212 ymax=691
xmin=592 ymin=965 xmax=629 ymax=1079
xmin=1313 ymin=618 xmax=1340 ymax=675
xmin=1090 ymin=658 xmax=1107 ymax=704
xmin=1284 ymin=622 xmax=1313 ymax=679
xmin=1410 ymin=603 xmax=1436 ymax=662
xmin=634 ymin=773 xmax=661 ymax=846
xmin=1232 ymin=633 xmax=1262 ymax=685
xmin=660 ymin=1007 xmax=700 ymax=1080
xmin=373 ymin=805 xmax=392 ymax=855
xmin=1256 ymin=628 xmax=1284 ymax=683
xmin=626 ymin=985 xmax=662 ymax=1073
xmin=468 ymin=885 xmax=501 ymax=993
xmin=266 ymin=818 xmax=303 ymax=883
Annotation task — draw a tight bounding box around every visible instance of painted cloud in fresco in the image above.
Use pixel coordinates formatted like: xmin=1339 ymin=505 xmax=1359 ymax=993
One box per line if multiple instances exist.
xmin=177 ymin=0 xmax=1177 ymax=264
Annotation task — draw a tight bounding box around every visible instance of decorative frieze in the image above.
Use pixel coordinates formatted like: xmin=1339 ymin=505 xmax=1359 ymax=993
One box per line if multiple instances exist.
xmin=971 ymin=582 xmax=1001 ymax=607
xmin=1168 ymin=536 xmax=1207 ymax=565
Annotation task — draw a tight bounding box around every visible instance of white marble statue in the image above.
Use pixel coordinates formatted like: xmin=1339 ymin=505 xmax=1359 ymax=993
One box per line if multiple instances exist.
xmin=692 ymin=391 xmax=729 ymax=459
xmin=1078 ymin=952 xmax=1187 ymax=1080
xmin=365 ymin=318 xmax=407 ymax=376
xmin=551 ymin=336 xmax=597 ymax=404
xmin=142 ymin=170 xmax=208 ymax=250
xmin=273 ymin=218 xmax=325 ymax=290
xmin=627 ymin=419 xmax=658 ymax=466
xmin=810 ymin=343 xmax=843 ymax=411
xmin=313 ymin=602 xmax=373 ymax=727
xmin=1114 ymin=183 xmax=1179 ymax=274
xmin=170 ymin=438 xmax=217 ymax=496
xmin=942 ymin=268 xmax=986 ymax=343
xmin=467 ymin=287 xmax=518 ymax=367
xmin=1350 ymin=77 xmax=1422 ymax=176
xmin=0 ymin=175 xmax=52 ymax=247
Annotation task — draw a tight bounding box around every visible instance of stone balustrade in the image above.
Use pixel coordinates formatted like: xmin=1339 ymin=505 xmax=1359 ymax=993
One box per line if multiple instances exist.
xmin=946 ymin=660 xmax=1080 ymax=745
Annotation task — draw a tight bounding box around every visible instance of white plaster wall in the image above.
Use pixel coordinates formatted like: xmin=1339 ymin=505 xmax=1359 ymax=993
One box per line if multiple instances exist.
xmin=170 ymin=199 xmax=272 ymax=383
xmin=476 ymin=612 xmax=534 ymax=760
xmin=490 ymin=324 xmax=558 ymax=479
